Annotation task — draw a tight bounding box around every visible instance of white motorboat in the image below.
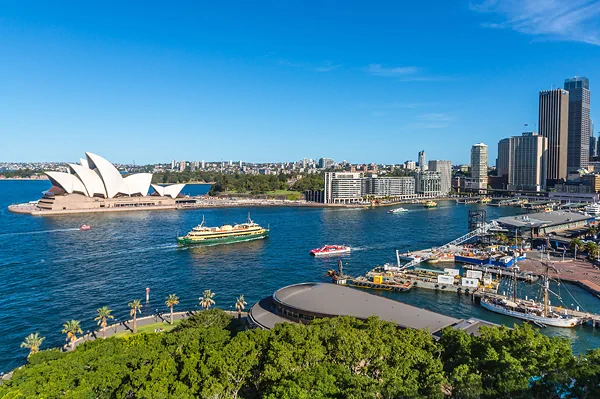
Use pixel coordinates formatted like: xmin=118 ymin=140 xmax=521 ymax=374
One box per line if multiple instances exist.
xmin=585 ymin=203 xmax=600 ymax=216
xmin=388 ymin=207 xmax=409 ymax=214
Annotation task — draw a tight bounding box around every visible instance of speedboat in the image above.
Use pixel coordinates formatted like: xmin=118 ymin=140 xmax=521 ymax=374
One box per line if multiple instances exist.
xmin=80 ymin=224 xmax=92 ymax=231
xmin=310 ymin=245 xmax=351 ymax=256
xmin=387 ymin=207 xmax=408 ymax=214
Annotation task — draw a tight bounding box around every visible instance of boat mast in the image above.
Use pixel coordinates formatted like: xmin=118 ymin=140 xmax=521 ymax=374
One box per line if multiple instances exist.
xmin=543 ymin=263 xmax=550 ymax=318
xmin=512 ymin=228 xmax=518 ymax=302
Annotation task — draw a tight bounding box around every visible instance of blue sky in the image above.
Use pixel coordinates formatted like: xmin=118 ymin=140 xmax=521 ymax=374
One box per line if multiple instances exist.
xmin=1 ymin=0 xmax=600 ymax=165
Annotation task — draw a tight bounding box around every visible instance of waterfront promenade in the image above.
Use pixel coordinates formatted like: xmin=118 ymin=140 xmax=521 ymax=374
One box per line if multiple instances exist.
xmin=8 ymin=196 xmax=459 ymax=215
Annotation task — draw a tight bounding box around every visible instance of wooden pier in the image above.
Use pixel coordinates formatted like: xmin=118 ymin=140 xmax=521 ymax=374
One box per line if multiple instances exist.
xmin=461 ymin=264 xmax=539 ymax=282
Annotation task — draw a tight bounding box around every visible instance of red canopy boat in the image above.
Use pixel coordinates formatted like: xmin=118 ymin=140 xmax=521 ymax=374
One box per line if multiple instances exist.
xmin=80 ymin=224 xmax=92 ymax=231
xmin=310 ymin=245 xmax=351 ymax=256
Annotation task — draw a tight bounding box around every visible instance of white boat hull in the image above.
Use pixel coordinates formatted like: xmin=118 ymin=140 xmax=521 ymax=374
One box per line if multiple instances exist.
xmin=311 ymin=249 xmax=351 ymax=256
xmin=480 ymin=299 xmax=581 ymax=328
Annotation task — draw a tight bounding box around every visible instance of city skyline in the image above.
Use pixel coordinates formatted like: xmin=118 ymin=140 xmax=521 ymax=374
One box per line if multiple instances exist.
xmin=1 ymin=1 xmax=600 ymax=164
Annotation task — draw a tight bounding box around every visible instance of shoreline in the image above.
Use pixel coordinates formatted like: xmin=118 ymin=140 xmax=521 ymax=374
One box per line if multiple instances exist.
xmin=8 ymin=197 xmax=458 ymax=216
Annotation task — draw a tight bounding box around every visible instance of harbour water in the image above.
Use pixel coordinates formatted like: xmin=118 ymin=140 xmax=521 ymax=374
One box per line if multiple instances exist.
xmin=1 ymin=180 xmax=600 ymax=372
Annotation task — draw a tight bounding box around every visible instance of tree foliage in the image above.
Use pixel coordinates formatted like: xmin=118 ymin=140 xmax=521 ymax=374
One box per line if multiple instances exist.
xmin=2 ymin=311 xmax=598 ymax=398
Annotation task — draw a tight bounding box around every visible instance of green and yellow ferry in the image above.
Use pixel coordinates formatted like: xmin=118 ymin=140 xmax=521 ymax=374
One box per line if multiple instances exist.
xmin=177 ymin=215 xmax=269 ymax=246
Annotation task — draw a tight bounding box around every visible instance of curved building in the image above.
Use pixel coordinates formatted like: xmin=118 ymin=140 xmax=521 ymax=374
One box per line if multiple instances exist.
xmin=33 ymin=152 xmax=187 ymax=213
xmin=249 ymin=282 xmax=498 ymax=337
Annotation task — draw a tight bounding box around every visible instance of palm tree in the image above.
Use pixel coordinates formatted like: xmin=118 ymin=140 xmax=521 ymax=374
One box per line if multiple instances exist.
xmin=94 ymin=306 xmax=114 ymax=339
xmin=165 ymin=294 xmax=179 ymax=325
xmin=128 ymin=299 xmax=143 ymax=334
xmin=235 ymin=295 xmax=247 ymax=319
xmin=62 ymin=320 xmax=82 ymax=349
xmin=494 ymin=233 xmax=508 ymax=244
xmin=570 ymin=238 xmax=585 ymax=259
xmin=586 ymin=241 xmax=599 ymax=261
xmin=20 ymin=332 xmax=45 ymax=357
xmin=199 ymin=289 xmax=216 ymax=310
xmin=589 ymin=226 xmax=598 ymax=239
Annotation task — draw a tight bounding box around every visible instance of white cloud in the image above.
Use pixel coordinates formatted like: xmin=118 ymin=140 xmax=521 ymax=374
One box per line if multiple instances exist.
xmin=277 ymin=58 xmax=342 ymax=72
xmin=471 ymin=0 xmax=600 ymax=45
xmin=419 ymin=113 xmax=455 ymax=122
xmin=367 ymin=64 xmax=419 ymax=77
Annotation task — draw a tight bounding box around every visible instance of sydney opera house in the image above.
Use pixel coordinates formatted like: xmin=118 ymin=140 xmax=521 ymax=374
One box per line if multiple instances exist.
xmin=12 ymin=152 xmax=189 ymax=214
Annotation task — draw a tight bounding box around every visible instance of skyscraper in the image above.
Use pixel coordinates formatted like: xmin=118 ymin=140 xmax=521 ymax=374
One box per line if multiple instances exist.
xmin=539 ymin=89 xmax=569 ymax=181
xmin=496 ymin=138 xmax=511 ymax=177
xmin=428 ymin=160 xmax=452 ymax=196
xmin=318 ymin=158 xmax=334 ymax=169
xmin=470 ymin=143 xmax=488 ymax=191
xmin=564 ymin=77 xmax=591 ymax=172
xmin=418 ymin=150 xmax=426 ymax=171
xmin=507 ymin=133 xmax=548 ymax=192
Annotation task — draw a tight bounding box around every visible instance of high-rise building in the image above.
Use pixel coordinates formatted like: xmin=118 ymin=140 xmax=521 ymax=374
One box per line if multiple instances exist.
xmin=591 ymin=135 xmax=597 ymax=158
xmin=416 ymin=171 xmax=441 ymax=197
xmin=171 ymin=160 xmax=176 ymax=169
xmin=507 ymin=133 xmax=548 ymax=192
xmin=239 ymin=160 xmax=243 ymax=168
xmin=324 ymin=172 xmax=363 ymax=204
xmin=428 ymin=160 xmax=452 ymax=195
xmin=539 ymin=88 xmax=569 ymax=181
xmin=418 ymin=150 xmax=426 ymax=171
xmin=496 ymin=138 xmax=511 ymax=177
xmin=564 ymin=77 xmax=590 ymax=172
xmin=201 ymin=160 xmax=205 ymax=169
xmin=179 ymin=160 xmax=186 ymax=172
xmin=404 ymin=160 xmax=416 ymax=170
xmin=318 ymin=158 xmax=334 ymax=169
xmin=469 ymin=143 xmax=488 ymax=191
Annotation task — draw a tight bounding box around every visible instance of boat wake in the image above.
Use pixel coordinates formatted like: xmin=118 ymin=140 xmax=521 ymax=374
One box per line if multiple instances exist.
xmin=0 ymin=228 xmax=80 ymax=237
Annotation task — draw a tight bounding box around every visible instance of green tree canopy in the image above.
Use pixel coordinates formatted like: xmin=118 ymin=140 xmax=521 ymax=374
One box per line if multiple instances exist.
xmin=1 ymin=311 xmax=597 ymax=398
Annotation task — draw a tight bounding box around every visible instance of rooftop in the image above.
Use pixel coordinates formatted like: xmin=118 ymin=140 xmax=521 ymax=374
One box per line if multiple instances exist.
xmin=252 ymin=282 xmax=463 ymax=334
xmin=494 ymin=211 xmax=590 ymax=229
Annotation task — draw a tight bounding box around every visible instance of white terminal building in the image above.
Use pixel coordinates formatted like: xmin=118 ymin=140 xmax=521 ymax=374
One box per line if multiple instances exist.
xmin=31 ymin=152 xmax=187 ymax=213
xmin=323 ymin=172 xmax=439 ymax=204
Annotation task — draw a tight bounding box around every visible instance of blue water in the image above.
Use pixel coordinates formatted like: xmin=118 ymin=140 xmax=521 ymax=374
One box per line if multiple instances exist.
xmin=1 ymin=180 xmax=599 ymax=372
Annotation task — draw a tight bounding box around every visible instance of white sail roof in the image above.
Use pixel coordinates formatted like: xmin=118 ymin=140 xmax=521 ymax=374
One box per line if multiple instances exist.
xmin=46 ymin=171 xmax=89 ymax=196
xmin=45 ymin=152 xmax=185 ymax=199
xmin=68 ymin=163 xmax=107 ymax=198
xmin=124 ymin=173 xmax=152 ymax=196
xmin=85 ymin=152 xmax=129 ymax=198
xmin=151 ymin=183 xmax=185 ymax=198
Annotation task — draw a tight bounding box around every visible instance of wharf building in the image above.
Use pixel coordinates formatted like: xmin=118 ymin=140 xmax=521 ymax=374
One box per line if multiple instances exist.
xmin=16 ymin=152 xmax=186 ymax=214
xmin=248 ymin=282 xmax=497 ymax=337
xmin=539 ymin=88 xmax=569 ymax=182
xmin=428 ymin=160 xmax=452 ymax=196
xmin=564 ymin=77 xmax=591 ymax=173
xmin=504 ymin=133 xmax=548 ymax=192
xmin=323 ymin=172 xmax=420 ymax=204
xmin=465 ymin=143 xmax=488 ymax=192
